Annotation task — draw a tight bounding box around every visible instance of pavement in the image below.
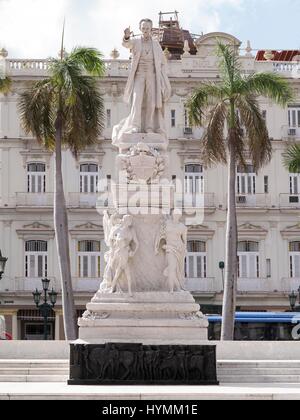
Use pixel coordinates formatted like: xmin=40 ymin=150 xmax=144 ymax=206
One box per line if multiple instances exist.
xmin=1 ymin=382 xmax=300 ymax=400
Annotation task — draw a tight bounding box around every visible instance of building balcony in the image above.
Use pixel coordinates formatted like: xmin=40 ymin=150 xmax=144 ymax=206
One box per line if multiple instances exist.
xmin=68 ymin=193 xmax=99 ymax=209
xmin=281 ymin=125 xmax=300 ymax=141
xmin=280 ymin=194 xmax=300 ymax=210
xmin=72 ymin=278 xmax=100 ymax=292
xmin=185 ymin=278 xmax=223 ymax=293
xmin=16 ymin=192 xmax=54 ymax=209
xmin=1 ymin=277 xmax=101 ymax=294
xmin=234 ymin=194 xmax=270 ymax=211
xmin=178 ymin=193 xmax=216 ymax=215
xmin=237 ymin=278 xmax=272 ymax=293
xmin=10 ymin=277 xmax=59 ymax=292
xmin=280 ymin=278 xmax=300 ymax=293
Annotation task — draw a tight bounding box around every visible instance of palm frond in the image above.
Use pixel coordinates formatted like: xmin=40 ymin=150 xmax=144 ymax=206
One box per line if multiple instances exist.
xmin=201 ymin=101 xmax=228 ymax=166
xmin=216 ymin=41 xmax=240 ymax=86
xmin=68 ymin=47 xmax=106 ymax=77
xmin=18 ymin=79 xmax=56 ymax=149
xmin=241 ymin=72 xmax=294 ymax=106
xmin=0 ymin=76 xmax=11 ymax=94
xmin=186 ymin=83 xmax=227 ymax=126
xmin=283 ymin=144 xmax=300 ymax=173
xmin=236 ymin=94 xmax=272 ymax=171
xmin=63 ymin=75 xmax=104 ymax=156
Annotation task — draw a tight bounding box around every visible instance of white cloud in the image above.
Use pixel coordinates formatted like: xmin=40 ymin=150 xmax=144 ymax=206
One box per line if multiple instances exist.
xmin=0 ymin=0 xmax=244 ymax=58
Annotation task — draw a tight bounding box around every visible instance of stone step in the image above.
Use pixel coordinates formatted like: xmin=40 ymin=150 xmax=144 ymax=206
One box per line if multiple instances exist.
xmin=0 ymin=368 xmax=68 ymax=376
xmin=219 ymin=368 xmax=300 ymax=376
xmin=0 ymin=375 xmax=68 ymax=383
xmin=219 ymin=375 xmax=300 ymax=383
xmin=218 ymin=361 xmax=300 ymax=369
xmin=0 ymin=361 xmax=68 ymax=369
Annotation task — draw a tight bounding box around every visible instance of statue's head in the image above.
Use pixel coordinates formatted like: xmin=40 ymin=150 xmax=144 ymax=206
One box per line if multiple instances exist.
xmin=139 ymin=18 xmax=153 ymax=37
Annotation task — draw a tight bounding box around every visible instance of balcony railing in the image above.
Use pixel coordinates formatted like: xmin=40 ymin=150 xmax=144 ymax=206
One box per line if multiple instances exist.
xmin=73 ymin=278 xmax=100 ymax=292
xmin=16 ymin=192 xmax=54 ymax=208
xmin=68 ymin=193 xmax=99 ymax=208
xmin=5 ymin=277 xmax=100 ymax=293
xmin=177 ymin=193 xmax=216 ymax=210
xmin=279 ymin=194 xmax=300 ymax=209
xmin=281 ymin=125 xmax=300 ymax=140
xmin=13 ymin=277 xmax=59 ymax=292
xmin=280 ymin=278 xmax=300 ymax=293
xmin=237 ymin=278 xmax=271 ymax=292
xmin=234 ymin=194 xmax=269 ymax=208
xmin=185 ymin=278 xmax=223 ymax=293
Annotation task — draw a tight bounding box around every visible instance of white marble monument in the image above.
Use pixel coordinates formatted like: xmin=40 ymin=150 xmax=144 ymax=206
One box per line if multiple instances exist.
xmin=78 ymin=18 xmax=208 ymax=344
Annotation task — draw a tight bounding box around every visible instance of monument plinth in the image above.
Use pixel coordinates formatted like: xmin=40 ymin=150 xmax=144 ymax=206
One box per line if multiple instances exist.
xmin=69 ymin=18 xmax=218 ymax=386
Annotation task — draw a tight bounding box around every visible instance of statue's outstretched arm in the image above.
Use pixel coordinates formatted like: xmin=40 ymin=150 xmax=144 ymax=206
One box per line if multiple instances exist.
xmin=122 ymin=27 xmax=134 ymax=49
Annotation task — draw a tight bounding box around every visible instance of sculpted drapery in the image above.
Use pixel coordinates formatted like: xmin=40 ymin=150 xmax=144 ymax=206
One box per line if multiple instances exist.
xmin=112 ymin=19 xmax=172 ymax=147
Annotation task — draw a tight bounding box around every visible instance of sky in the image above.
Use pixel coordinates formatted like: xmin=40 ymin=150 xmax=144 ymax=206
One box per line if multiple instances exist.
xmin=0 ymin=0 xmax=299 ymax=59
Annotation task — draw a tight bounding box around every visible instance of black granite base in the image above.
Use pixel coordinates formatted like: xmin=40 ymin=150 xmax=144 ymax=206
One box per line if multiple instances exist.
xmin=68 ymin=343 xmax=219 ymax=385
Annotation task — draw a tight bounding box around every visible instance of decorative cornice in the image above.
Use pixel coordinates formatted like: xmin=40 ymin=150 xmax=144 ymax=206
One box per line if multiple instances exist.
xmin=188 ymin=225 xmax=215 ymax=240
xmin=20 ymin=149 xmax=52 ymax=169
xmin=16 ymin=222 xmax=55 ymax=239
xmin=70 ymin=222 xmax=103 ymax=238
xmin=238 ymin=223 xmax=268 ymax=239
xmin=281 ymin=223 xmax=300 ymax=239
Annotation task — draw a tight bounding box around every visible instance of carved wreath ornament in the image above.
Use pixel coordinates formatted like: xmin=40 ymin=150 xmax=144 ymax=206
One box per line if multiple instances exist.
xmin=120 ymin=143 xmax=165 ymax=184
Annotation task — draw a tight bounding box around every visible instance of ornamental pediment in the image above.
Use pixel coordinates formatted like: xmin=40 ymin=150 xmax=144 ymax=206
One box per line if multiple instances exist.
xmin=17 ymin=222 xmax=54 ymax=239
xmin=23 ymin=222 xmax=52 ymax=230
xmin=281 ymin=224 xmax=300 ymax=239
xmin=238 ymin=223 xmax=268 ymax=239
xmin=188 ymin=225 xmax=215 ymax=240
xmin=72 ymin=222 xmax=102 ymax=231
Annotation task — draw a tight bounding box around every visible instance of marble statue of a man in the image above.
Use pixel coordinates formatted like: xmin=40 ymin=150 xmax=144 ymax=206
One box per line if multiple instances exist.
xmin=112 ymin=18 xmax=172 ymax=146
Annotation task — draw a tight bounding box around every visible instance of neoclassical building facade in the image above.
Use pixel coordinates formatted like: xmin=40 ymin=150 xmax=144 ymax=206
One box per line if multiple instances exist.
xmin=1 ymin=26 xmax=300 ymax=340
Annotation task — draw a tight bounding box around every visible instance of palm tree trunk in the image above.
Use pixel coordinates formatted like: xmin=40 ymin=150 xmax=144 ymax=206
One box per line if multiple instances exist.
xmin=221 ymin=136 xmax=238 ymax=341
xmin=54 ymin=116 xmax=78 ymax=340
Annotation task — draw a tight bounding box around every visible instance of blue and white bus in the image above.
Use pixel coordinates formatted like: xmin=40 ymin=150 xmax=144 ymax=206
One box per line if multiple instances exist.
xmin=207 ymin=312 xmax=300 ymax=341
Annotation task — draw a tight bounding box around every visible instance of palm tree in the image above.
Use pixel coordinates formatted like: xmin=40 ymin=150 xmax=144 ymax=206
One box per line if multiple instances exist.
xmin=19 ymin=47 xmax=105 ymax=340
xmin=283 ymin=144 xmax=300 ymax=173
xmin=0 ymin=77 xmax=11 ymax=94
xmin=187 ymin=42 xmax=293 ymax=340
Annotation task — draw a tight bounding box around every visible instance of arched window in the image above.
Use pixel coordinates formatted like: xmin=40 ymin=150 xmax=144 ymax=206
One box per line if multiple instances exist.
xmin=184 ymin=164 xmax=204 ymax=206
xmin=186 ymin=241 xmax=207 ymax=279
xmin=27 ymin=163 xmax=46 ymax=193
xmin=289 ymin=242 xmax=300 ymax=278
xmin=238 ymin=241 xmax=259 ymax=278
xmin=25 ymin=240 xmax=48 ymax=278
xmin=78 ymin=240 xmax=101 ymax=278
xmin=80 ymin=164 xmax=99 ymax=193
xmin=237 ymin=164 xmax=256 ymax=195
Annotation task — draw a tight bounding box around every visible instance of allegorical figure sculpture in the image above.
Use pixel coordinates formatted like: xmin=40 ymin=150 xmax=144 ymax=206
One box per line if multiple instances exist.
xmin=109 ymin=215 xmax=139 ymax=296
xmin=100 ymin=211 xmax=122 ymax=292
xmin=112 ymin=18 xmax=172 ymax=146
xmin=155 ymin=212 xmax=187 ymax=293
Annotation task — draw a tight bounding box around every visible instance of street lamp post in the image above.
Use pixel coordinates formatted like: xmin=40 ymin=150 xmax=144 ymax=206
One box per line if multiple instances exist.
xmin=219 ymin=261 xmax=225 ymax=289
xmin=32 ymin=278 xmax=57 ymax=340
xmin=289 ymin=287 xmax=300 ymax=312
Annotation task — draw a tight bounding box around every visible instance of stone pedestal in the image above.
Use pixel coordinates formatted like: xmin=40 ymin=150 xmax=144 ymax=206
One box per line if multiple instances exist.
xmin=78 ymin=292 xmax=208 ymax=344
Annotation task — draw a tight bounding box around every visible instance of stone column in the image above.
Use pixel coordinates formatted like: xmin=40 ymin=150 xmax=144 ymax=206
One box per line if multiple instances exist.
xmin=54 ymin=309 xmax=63 ymax=340
xmin=12 ymin=311 xmax=18 ymax=340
